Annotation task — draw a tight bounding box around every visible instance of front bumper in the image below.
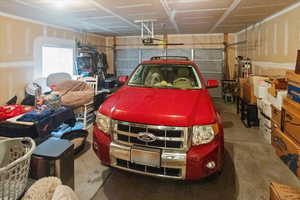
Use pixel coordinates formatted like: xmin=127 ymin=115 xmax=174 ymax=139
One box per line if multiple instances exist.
xmin=93 ymin=125 xmax=224 ymax=180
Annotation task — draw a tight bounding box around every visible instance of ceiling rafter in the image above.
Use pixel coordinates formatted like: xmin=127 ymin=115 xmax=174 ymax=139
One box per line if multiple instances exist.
xmin=176 ymin=8 xmax=227 ymax=13
xmin=209 ymin=0 xmax=242 ymax=33
xmin=87 ymin=0 xmax=140 ymax=30
xmin=160 ymin=0 xmax=180 ymax=33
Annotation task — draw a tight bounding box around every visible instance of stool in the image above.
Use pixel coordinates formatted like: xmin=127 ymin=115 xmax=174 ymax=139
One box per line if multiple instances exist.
xmin=30 ymin=138 xmax=74 ymax=189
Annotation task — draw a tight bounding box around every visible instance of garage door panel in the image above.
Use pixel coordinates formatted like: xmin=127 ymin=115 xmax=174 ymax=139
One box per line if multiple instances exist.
xmin=194 ymin=49 xmax=223 ymax=61
xmin=116 ymin=49 xmax=140 ymax=59
xmin=165 ymin=49 xmax=192 ymax=59
xmin=141 ymin=48 xmax=164 ymax=61
xmin=116 ymin=60 xmax=139 ymax=76
xmin=193 ymin=49 xmax=224 ymax=98
xmin=195 ymin=61 xmax=223 ymax=73
xmin=116 ymin=49 xmax=139 ymax=76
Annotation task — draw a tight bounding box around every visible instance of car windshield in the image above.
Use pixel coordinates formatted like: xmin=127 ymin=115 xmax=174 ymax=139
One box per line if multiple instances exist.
xmin=128 ymin=64 xmax=201 ymax=89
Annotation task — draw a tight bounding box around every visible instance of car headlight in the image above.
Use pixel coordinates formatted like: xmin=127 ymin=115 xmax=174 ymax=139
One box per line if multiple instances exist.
xmin=192 ymin=124 xmax=218 ymax=145
xmin=96 ymin=113 xmax=111 ymax=134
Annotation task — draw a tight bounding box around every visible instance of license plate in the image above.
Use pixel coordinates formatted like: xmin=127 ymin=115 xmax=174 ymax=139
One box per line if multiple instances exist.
xmin=131 ymin=146 xmax=161 ymax=167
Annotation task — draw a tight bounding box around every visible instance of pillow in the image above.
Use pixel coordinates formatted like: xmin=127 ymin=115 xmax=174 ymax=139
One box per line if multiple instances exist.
xmin=52 ymin=185 xmax=79 ymax=200
xmin=22 ymin=177 xmax=62 ymax=200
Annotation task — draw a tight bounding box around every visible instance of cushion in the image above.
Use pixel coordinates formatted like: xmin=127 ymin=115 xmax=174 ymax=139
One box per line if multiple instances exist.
xmin=52 ymin=185 xmax=78 ymax=200
xmin=22 ymin=177 xmax=62 ymax=200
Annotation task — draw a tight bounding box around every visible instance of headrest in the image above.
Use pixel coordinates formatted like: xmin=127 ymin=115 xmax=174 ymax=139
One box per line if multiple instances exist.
xmin=177 ymin=68 xmax=189 ymax=77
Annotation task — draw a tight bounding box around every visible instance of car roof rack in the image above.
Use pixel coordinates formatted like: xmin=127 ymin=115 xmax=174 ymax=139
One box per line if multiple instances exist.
xmin=150 ymin=56 xmax=190 ymax=61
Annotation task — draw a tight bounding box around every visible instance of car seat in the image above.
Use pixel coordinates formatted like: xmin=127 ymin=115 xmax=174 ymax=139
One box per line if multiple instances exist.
xmin=144 ymin=68 xmax=164 ymax=86
xmin=173 ymin=68 xmax=193 ymax=89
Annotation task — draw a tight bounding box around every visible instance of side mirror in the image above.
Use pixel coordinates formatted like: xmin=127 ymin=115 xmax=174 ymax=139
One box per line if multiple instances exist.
xmin=118 ymin=76 xmax=129 ymax=84
xmin=207 ymin=80 xmax=219 ymax=88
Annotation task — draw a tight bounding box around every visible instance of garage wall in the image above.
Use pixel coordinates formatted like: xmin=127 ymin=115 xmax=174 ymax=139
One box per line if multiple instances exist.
xmin=0 ymin=15 xmax=106 ymax=105
xmin=236 ymin=3 xmax=300 ymax=76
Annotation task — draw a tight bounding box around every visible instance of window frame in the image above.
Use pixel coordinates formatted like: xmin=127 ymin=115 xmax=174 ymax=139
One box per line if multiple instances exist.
xmin=33 ymin=36 xmax=76 ymax=78
xmin=127 ymin=64 xmax=202 ymax=90
xmin=41 ymin=45 xmax=75 ymax=77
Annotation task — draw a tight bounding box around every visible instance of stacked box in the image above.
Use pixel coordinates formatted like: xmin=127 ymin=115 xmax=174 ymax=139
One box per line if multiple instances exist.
xmin=267 ymin=90 xmax=287 ymax=110
xmin=239 ymin=78 xmax=248 ymax=99
xmin=271 ymin=105 xmax=281 ymax=129
xmin=243 ymin=82 xmax=257 ymax=104
xmin=287 ymin=70 xmax=300 ymax=104
xmin=272 ymin=127 xmax=300 ymax=178
xmin=253 ymin=78 xmax=270 ymax=99
xmin=270 ymin=182 xmax=300 ymax=200
xmin=282 ymin=98 xmax=300 ymax=144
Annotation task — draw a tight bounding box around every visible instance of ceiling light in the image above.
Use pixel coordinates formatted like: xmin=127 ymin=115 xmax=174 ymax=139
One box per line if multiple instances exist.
xmin=54 ymin=0 xmax=71 ymax=9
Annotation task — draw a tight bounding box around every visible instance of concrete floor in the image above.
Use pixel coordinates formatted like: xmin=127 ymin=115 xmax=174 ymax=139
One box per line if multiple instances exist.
xmin=75 ymin=99 xmax=300 ymax=200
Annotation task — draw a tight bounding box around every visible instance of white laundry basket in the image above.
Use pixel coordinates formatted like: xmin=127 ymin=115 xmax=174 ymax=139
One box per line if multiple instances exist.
xmin=0 ymin=137 xmax=36 ymax=200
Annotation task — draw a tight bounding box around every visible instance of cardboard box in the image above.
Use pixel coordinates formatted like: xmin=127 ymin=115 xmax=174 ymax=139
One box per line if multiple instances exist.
xmin=239 ymin=78 xmax=248 ymax=98
xmin=272 ymin=105 xmax=282 ymax=128
xmin=268 ymin=90 xmax=287 ymax=110
xmin=282 ymin=98 xmax=300 ymax=144
xmin=271 ymin=119 xmax=280 ymax=132
xmin=270 ymin=182 xmax=300 ymax=200
xmin=267 ymin=77 xmax=288 ymax=98
xmin=272 ymin=128 xmax=300 ymax=178
xmin=268 ymin=86 xmax=277 ymax=97
xmin=287 ymin=70 xmax=300 ymax=84
xmin=243 ymin=82 xmax=257 ymax=104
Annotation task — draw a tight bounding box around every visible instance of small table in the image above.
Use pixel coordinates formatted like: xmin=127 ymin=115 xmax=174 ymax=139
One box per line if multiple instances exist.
xmin=30 ymin=138 xmax=74 ymax=189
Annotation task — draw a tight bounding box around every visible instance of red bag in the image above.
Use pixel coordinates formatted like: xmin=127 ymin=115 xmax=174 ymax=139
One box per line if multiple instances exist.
xmin=0 ymin=105 xmax=32 ymax=121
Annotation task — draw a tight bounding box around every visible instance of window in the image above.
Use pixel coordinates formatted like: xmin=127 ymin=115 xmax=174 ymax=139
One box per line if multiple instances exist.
xmin=128 ymin=64 xmax=201 ymax=89
xmin=42 ymin=46 xmax=74 ymax=77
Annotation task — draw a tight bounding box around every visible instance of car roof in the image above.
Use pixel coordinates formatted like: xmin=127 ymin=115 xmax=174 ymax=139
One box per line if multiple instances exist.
xmin=141 ymin=59 xmax=195 ymax=66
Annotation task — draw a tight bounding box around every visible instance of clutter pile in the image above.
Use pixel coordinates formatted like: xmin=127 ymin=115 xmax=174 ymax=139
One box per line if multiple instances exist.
xmin=234 ymin=52 xmax=300 ymax=178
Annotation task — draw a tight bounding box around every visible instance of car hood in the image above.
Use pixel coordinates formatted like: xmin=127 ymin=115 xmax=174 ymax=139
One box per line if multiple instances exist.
xmin=100 ymin=86 xmax=216 ymax=127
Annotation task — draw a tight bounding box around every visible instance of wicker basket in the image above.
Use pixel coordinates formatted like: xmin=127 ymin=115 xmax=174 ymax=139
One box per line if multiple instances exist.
xmin=0 ymin=137 xmax=36 ymax=200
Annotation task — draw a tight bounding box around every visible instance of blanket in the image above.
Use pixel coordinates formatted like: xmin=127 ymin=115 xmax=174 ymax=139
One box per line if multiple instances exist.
xmin=53 ymin=80 xmax=94 ymax=108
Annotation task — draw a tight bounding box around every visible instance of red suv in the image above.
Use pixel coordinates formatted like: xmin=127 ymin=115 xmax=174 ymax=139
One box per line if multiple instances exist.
xmin=93 ymin=56 xmax=224 ymax=180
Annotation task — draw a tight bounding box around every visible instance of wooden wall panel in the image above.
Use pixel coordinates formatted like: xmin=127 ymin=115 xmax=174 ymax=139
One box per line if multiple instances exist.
xmin=0 ymin=15 xmax=106 ymax=105
xmin=236 ymin=6 xmax=300 ymax=75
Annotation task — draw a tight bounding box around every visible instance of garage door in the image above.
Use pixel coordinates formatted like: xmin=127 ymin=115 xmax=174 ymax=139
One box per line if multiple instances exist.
xmin=115 ymin=48 xmax=140 ymax=76
xmin=115 ymin=48 xmax=224 ymax=97
xmin=193 ymin=49 xmax=224 ymax=98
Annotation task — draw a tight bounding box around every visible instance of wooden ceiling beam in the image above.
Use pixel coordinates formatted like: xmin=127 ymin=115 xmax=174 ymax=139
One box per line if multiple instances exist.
xmin=209 ymin=0 xmax=242 ymax=33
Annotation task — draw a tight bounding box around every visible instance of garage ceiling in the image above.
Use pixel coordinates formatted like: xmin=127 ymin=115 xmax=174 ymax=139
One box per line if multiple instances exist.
xmin=0 ymin=0 xmax=298 ymax=35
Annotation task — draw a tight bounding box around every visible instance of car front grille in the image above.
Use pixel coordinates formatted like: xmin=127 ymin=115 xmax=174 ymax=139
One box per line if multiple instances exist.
xmin=116 ymin=159 xmax=182 ymax=178
xmin=112 ymin=120 xmax=189 ymax=150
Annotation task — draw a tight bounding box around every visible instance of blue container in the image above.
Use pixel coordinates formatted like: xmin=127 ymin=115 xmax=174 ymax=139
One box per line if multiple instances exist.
xmin=287 ymin=84 xmax=300 ymax=104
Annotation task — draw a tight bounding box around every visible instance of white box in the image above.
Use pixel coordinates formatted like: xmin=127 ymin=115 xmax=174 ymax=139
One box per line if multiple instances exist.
xmin=267 ymin=90 xmax=287 ymax=110
xmin=259 ymin=121 xmax=271 ymax=144
xmin=261 ymin=99 xmax=272 ymax=118
xmin=258 ymin=110 xmax=263 ymax=120
xmin=263 ymin=115 xmax=271 ymax=128
xmin=254 ymin=80 xmax=271 ymax=99
xmin=263 ymin=127 xmax=272 ymax=144
xmin=257 ymin=99 xmax=263 ymax=110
